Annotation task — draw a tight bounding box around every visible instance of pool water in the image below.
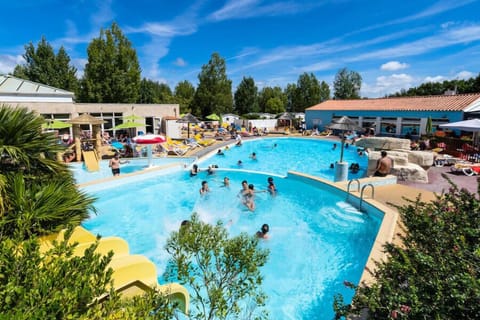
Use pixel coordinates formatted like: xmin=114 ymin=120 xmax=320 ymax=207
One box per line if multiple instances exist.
xmin=199 ymin=137 xmax=367 ymax=179
xmin=70 ymin=157 xmax=196 ymax=184
xmin=83 ymin=169 xmax=381 ymax=319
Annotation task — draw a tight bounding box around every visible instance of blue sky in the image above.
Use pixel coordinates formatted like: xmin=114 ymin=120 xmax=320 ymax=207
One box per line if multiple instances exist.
xmin=1 ymin=0 xmax=480 ymax=97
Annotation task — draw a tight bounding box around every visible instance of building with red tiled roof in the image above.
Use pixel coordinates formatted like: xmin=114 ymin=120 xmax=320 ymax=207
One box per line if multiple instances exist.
xmin=305 ymin=93 xmax=480 ymax=137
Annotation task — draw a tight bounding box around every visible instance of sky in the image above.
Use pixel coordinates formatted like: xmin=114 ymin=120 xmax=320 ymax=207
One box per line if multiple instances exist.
xmin=1 ymin=0 xmax=480 ymax=98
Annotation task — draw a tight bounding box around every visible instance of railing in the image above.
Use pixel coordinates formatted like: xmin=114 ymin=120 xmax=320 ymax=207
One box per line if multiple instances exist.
xmin=360 ymin=184 xmax=375 ymax=211
xmin=346 ymin=179 xmax=360 ymax=201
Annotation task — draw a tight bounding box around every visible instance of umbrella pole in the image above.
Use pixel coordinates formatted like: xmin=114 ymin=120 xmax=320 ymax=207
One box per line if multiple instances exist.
xmin=187 ymin=122 xmax=190 ymax=138
xmin=147 ymin=145 xmax=153 ymax=168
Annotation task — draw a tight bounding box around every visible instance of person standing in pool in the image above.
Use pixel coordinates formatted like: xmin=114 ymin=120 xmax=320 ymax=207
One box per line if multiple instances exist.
xmin=267 ymin=177 xmax=277 ymax=196
xmin=190 ymin=164 xmax=199 ymax=177
xmin=108 ymin=153 xmax=129 ymax=176
xmin=200 ymin=180 xmax=210 ymax=196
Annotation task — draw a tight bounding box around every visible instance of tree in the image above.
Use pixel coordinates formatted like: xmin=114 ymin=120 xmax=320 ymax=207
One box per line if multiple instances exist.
xmin=138 ymin=79 xmax=174 ymax=104
xmin=234 ymin=76 xmax=258 ymax=115
xmin=193 ymin=53 xmax=233 ymax=117
xmin=79 ymin=22 xmax=141 ymax=103
xmin=293 ymin=73 xmax=322 ymax=111
xmin=284 ymin=83 xmax=297 ymax=112
xmin=13 ymin=37 xmax=78 ymax=92
xmin=0 ymin=105 xmax=95 ymax=238
xmin=174 ymin=80 xmax=195 ymax=114
xmin=265 ymin=97 xmax=284 ymax=114
xmin=319 ymin=80 xmax=331 ymax=102
xmin=165 ymin=213 xmax=269 ymax=320
xmin=258 ymin=86 xmax=286 ymax=113
xmin=334 ymin=177 xmax=480 ymax=319
xmin=333 ymin=68 xmax=362 ymax=99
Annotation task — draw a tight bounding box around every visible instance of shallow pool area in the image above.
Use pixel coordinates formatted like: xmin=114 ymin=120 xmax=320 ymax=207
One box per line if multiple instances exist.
xmin=70 ymin=157 xmax=196 ymax=184
xmin=82 ymin=167 xmax=382 ymax=319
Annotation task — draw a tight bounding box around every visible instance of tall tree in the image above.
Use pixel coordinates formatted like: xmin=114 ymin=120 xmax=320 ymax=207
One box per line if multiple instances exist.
xmin=174 ymin=80 xmax=195 ymax=114
xmin=79 ymin=22 xmax=141 ymax=103
xmin=319 ymin=80 xmax=331 ymax=102
xmin=293 ymin=73 xmax=322 ymax=111
xmin=139 ymin=79 xmax=173 ymax=104
xmin=258 ymin=86 xmax=286 ymax=113
xmin=284 ymin=83 xmax=297 ymax=112
xmin=13 ymin=37 xmax=78 ymax=92
xmin=193 ymin=53 xmax=233 ymax=117
xmin=234 ymin=76 xmax=258 ymax=115
xmin=333 ymin=68 xmax=362 ymax=99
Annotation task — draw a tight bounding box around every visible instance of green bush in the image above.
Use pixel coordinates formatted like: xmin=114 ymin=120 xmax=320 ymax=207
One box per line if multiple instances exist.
xmin=334 ymin=176 xmax=480 ymax=319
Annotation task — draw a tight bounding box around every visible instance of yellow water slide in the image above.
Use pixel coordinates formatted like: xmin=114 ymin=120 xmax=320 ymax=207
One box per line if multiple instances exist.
xmin=82 ymin=150 xmax=100 ymax=172
xmin=38 ymin=226 xmax=189 ymax=314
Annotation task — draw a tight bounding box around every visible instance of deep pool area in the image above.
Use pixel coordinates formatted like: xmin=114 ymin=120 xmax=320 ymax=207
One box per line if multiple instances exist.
xmin=81 ymin=167 xmax=382 ymax=319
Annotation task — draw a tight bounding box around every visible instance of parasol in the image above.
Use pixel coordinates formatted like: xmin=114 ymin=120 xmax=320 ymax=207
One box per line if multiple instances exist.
xmin=42 ymin=119 xmax=72 ymax=130
xmin=177 ymin=113 xmax=200 ymax=138
xmin=132 ymin=134 xmax=166 ymax=167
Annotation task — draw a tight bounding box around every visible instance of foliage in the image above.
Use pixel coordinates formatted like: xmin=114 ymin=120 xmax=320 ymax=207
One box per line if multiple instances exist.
xmin=265 ymin=97 xmax=284 ymax=114
xmin=284 ymin=83 xmax=297 ymax=112
xmin=13 ymin=36 xmax=78 ymax=93
xmin=79 ymin=22 xmax=141 ymax=103
xmin=291 ymin=73 xmax=324 ymax=111
xmin=193 ymin=53 xmax=233 ymax=117
xmin=389 ymin=73 xmax=480 ymax=97
xmin=334 ymin=177 xmax=480 ymax=319
xmin=0 ymin=228 xmax=174 ymax=320
xmin=139 ymin=78 xmax=174 ymax=104
xmin=258 ymin=86 xmax=286 ymax=113
xmin=0 ymin=105 xmax=95 ymax=238
xmin=333 ymin=68 xmax=362 ymax=99
xmin=174 ymin=80 xmax=196 ymax=114
xmin=164 ymin=213 xmax=270 ymax=320
xmin=234 ymin=76 xmax=258 ymax=115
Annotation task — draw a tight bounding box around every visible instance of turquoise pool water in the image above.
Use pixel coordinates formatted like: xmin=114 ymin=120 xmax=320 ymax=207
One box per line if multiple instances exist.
xmin=70 ymin=157 xmax=195 ymax=184
xmin=199 ymin=137 xmax=367 ymax=179
xmin=82 ymin=168 xmax=382 ymax=319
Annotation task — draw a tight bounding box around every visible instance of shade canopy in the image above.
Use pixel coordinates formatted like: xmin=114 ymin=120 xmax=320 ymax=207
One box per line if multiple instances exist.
xmin=206 ymin=113 xmax=220 ymax=121
xmin=42 ymin=119 xmax=72 ymax=130
xmin=68 ymin=113 xmax=106 ymax=125
xmin=326 ymin=116 xmax=362 ymax=131
xmin=439 ymin=118 xmax=480 ymax=132
xmin=277 ymin=112 xmax=295 ymax=120
xmin=177 ymin=113 xmax=200 ymax=124
xmin=110 ymin=122 xmax=148 ymax=130
xmin=123 ymin=114 xmax=145 ymax=122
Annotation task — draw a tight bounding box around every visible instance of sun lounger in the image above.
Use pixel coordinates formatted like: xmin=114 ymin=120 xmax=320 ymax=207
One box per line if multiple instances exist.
xmin=159 ymin=142 xmax=190 ymax=156
xmin=194 ymin=134 xmax=216 ymax=147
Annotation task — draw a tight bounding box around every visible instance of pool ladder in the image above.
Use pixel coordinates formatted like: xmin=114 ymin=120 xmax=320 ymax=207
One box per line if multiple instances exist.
xmin=347 ymin=179 xmax=375 ymax=211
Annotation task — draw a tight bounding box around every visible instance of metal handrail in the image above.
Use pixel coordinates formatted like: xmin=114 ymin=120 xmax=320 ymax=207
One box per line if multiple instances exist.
xmin=346 ymin=179 xmax=360 ymax=200
xmin=360 ymin=184 xmax=375 ymax=211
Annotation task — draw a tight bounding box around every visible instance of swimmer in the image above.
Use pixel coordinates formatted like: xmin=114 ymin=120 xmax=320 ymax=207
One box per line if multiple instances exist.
xmin=199 ymin=180 xmax=210 ymax=196
xmin=249 ymin=152 xmax=257 ymax=160
xmin=332 ymin=143 xmax=337 ymax=150
xmin=237 ymin=160 xmax=243 ymax=167
xmin=242 ymin=184 xmax=256 ymax=211
xmin=267 ymin=177 xmax=277 ymax=196
xmin=222 ymin=176 xmax=230 ymax=187
xmin=190 ymin=164 xmax=199 ymax=177
xmin=217 ymin=149 xmax=225 ymax=156
xmin=256 ymin=224 xmax=269 ymax=239
xmin=330 ymin=163 xmax=334 ymax=169
xmin=207 ymin=165 xmax=215 ymax=175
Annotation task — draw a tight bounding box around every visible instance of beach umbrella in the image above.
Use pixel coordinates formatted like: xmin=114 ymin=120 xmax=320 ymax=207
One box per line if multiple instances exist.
xmin=327 ymin=116 xmax=362 ymax=163
xmin=42 ymin=119 xmax=72 ymax=130
xmin=177 ymin=113 xmax=200 ymax=138
xmin=132 ymin=134 xmax=167 ymax=167
xmin=206 ymin=113 xmax=220 ymax=121
xmin=440 ymin=118 xmax=480 ymax=147
xmin=123 ymin=114 xmax=145 ymax=122
xmin=111 ymin=122 xmax=147 ymax=130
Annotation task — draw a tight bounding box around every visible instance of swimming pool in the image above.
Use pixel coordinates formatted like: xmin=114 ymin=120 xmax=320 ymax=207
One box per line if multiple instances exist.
xmin=199 ymin=137 xmax=367 ymax=180
xmin=70 ymin=157 xmax=196 ymax=184
xmin=82 ymin=168 xmax=382 ymax=319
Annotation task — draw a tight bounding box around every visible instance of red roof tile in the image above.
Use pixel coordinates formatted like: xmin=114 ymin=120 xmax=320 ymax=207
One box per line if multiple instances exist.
xmin=306 ymin=94 xmax=480 ymax=112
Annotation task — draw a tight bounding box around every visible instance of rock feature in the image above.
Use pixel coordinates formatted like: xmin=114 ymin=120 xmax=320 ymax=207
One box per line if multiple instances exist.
xmin=358 ymin=137 xmax=434 ymax=183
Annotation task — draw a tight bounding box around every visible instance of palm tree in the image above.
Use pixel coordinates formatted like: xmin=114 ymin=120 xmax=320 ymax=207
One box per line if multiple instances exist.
xmin=0 ymin=105 xmax=96 ymax=239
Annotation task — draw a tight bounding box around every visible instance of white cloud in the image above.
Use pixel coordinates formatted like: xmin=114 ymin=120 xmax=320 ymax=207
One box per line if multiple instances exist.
xmin=362 ymin=73 xmax=414 ymax=97
xmin=455 ymin=70 xmax=474 ymax=79
xmin=208 ymin=0 xmax=322 ymax=21
xmin=174 ymin=58 xmax=187 ymax=67
xmin=380 ymin=61 xmax=409 ymax=71
xmin=424 ymin=75 xmax=445 ymax=82
xmin=0 ymin=54 xmax=24 ymax=74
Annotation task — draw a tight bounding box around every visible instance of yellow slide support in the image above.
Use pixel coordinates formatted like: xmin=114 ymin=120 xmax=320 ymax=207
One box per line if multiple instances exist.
xmin=38 ymin=226 xmax=190 ymax=314
xmin=82 ymin=150 xmax=100 ymax=172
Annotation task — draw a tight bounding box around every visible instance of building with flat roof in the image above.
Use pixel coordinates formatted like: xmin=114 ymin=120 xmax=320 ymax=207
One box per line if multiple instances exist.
xmin=0 ymin=75 xmax=178 ymax=134
xmin=305 ymin=94 xmax=480 ymax=137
